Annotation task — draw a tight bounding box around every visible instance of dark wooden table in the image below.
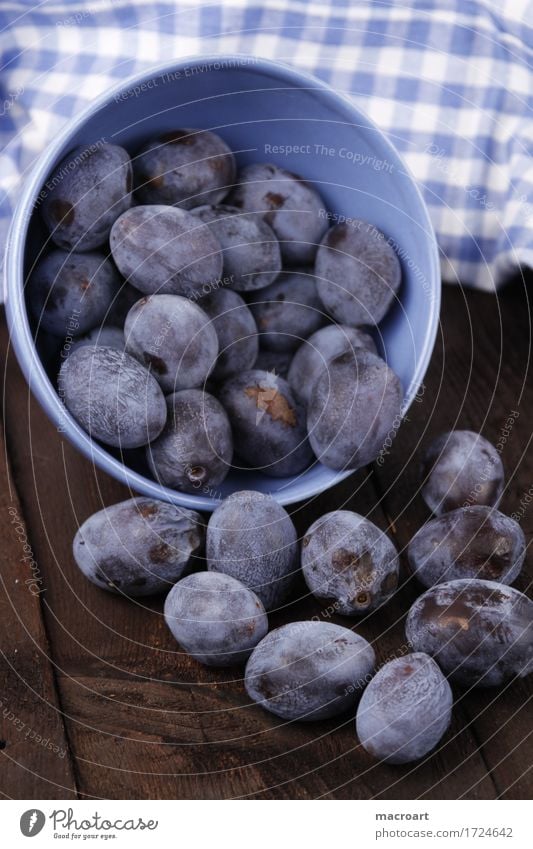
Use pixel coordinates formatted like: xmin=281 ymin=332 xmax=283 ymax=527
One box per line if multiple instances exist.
xmin=1 ymin=280 xmax=532 ymax=800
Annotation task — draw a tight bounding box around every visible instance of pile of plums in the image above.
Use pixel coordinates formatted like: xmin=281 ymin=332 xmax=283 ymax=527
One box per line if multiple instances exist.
xmin=31 ymin=130 xmax=531 ymax=766
xmin=30 ymin=131 xmax=404 ymax=491
xmin=72 ymin=428 xmax=532 ymax=765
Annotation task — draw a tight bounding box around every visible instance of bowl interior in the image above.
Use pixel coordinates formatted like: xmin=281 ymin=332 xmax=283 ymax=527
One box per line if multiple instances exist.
xmin=17 ymin=57 xmax=440 ymax=509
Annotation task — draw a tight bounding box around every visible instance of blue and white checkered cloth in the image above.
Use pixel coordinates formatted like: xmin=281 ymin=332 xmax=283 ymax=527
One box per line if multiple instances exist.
xmin=2 ymin=0 xmax=533 ymax=292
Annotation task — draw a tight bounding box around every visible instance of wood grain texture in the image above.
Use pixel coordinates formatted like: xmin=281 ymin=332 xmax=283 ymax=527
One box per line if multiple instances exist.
xmin=0 ymin=412 xmax=77 ymax=798
xmin=0 ymin=280 xmax=532 ymax=800
xmin=372 ymin=283 xmax=533 ymax=801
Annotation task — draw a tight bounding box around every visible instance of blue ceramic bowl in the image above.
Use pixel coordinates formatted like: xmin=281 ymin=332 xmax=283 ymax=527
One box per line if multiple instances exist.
xmin=5 ymin=55 xmax=440 ymax=511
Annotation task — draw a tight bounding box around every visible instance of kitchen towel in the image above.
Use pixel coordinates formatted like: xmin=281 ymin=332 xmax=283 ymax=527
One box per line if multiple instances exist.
xmin=2 ymin=0 xmax=533 ymax=291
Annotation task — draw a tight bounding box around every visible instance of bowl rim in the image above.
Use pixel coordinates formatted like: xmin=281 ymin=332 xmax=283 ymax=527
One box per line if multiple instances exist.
xmin=4 ymin=52 xmax=441 ymax=511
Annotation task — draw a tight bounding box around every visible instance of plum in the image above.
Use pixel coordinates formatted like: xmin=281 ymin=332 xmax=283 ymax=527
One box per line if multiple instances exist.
xmin=147 ymin=390 xmax=233 ymax=494
xmin=219 ymin=369 xmax=313 ymax=477
xmin=133 ymin=129 xmax=235 ymax=208
xmin=110 ymin=205 xmax=223 ymax=298
xmin=408 ymin=506 xmax=526 ymax=588
xmin=301 ymin=510 xmax=399 ymax=615
xmin=198 ymin=288 xmax=258 ymax=381
xmin=421 ymin=430 xmax=505 ymax=515
xmin=70 ymin=325 xmax=125 ymax=354
xmin=124 ymin=294 xmax=219 ymax=393
xmin=58 ymin=345 xmax=167 ymax=448
xmin=164 ymin=572 xmax=268 ymax=666
xmin=245 ymin=621 xmax=375 ymax=720
xmin=192 ymin=204 xmax=281 ymax=291
xmin=288 ymin=324 xmax=378 ymax=405
xmin=405 ymin=578 xmax=533 ymax=687
xmin=254 ymin=349 xmax=293 ymax=378
xmin=28 ymin=249 xmax=121 ymax=337
xmin=315 ymin=219 xmax=401 ymax=326
xmin=41 ymin=143 xmax=132 ymax=251
xmin=73 ymin=497 xmax=204 ymax=596
xmin=227 ymin=163 xmax=328 ymax=264
xmin=356 ymin=653 xmax=453 ymax=763
xmin=248 ymin=269 xmax=327 ymax=353
xmin=307 ymin=349 xmax=403 ymax=470
xmin=206 ymin=490 xmax=298 ymax=610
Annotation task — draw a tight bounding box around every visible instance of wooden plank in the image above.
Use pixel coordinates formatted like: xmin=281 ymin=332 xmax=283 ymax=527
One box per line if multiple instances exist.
xmin=0 ymin=297 xmax=500 ymax=799
xmin=372 ymin=283 xmax=533 ymax=800
xmin=0 ymin=407 xmax=77 ymax=797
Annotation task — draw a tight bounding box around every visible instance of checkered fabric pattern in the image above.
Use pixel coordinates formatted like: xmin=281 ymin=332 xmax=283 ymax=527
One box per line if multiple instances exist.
xmin=1 ymin=0 xmax=533 ymax=292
